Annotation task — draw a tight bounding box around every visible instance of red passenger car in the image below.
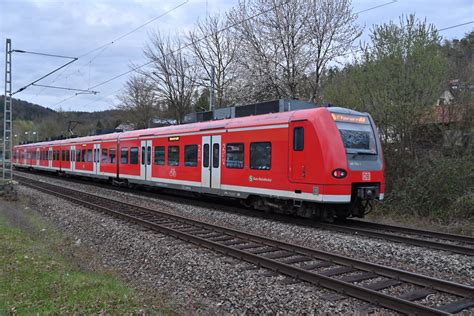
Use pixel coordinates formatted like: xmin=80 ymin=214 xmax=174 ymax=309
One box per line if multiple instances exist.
xmin=13 ymin=106 xmax=385 ymax=221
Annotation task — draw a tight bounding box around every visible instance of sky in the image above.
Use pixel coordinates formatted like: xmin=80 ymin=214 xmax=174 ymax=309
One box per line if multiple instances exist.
xmin=1 ymin=0 xmax=473 ymax=113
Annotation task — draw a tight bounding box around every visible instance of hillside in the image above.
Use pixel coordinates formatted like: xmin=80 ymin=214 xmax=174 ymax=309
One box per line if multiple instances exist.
xmin=0 ymin=96 xmax=125 ymax=140
xmin=0 ymin=96 xmax=56 ymax=121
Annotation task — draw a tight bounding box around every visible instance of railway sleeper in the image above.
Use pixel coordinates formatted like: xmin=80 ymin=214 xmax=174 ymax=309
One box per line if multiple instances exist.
xmin=264 ymin=251 xmax=295 ymax=260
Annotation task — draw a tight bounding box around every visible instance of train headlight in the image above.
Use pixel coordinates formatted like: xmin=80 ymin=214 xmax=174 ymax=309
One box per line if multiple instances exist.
xmin=332 ymin=169 xmax=347 ymax=179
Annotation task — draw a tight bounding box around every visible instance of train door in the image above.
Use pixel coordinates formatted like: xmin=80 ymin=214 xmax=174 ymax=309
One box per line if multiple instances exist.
xmin=93 ymin=143 xmax=100 ymax=175
xmin=289 ymin=120 xmax=313 ymax=183
xmin=36 ymin=148 xmax=40 ymax=166
xmin=201 ymin=135 xmax=221 ymax=189
xmin=70 ymin=146 xmax=76 ymax=172
xmin=140 ymin=140 xmax=152 ymax=180
xmin=48 ymin=147 xmax=53 ymax=169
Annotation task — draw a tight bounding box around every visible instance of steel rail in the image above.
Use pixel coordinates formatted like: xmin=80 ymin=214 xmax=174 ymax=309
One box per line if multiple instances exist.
xmin=317 ymin=223 xmax=474 ymax=256
xmin=342 ymin=219 xmax=474 ymax=245
xmin=18 ymin=176 xmax=474 ymax=315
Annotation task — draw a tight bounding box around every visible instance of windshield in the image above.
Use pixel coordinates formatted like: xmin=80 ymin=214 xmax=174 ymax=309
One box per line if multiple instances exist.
xmin=336 ymin=121 xmax=377 ymax=155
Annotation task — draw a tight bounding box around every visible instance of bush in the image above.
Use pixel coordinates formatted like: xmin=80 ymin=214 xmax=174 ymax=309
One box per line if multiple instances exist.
xmin=382 ymin=150 xmax=474 ymax=222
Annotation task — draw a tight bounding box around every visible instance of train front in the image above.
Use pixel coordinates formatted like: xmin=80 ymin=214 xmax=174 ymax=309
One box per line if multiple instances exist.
xmin=327 ymin=107 xmax=385 ymax=218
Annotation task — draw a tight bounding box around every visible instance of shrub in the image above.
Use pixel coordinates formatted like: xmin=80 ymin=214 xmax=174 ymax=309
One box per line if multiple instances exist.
xmin=381 ymin=150 xmax=474 ymax=222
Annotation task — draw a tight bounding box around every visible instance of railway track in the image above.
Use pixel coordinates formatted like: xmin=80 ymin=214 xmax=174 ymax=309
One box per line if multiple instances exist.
xmin=317 ymin=221 xmax=474 ymax=256
xmin=13 ymin=170 xmax=474 ymax=256
xmin=17 ymin=175 xmax=474 ymax=315
xmin=14 ymin=169 xmax=474 ymax=256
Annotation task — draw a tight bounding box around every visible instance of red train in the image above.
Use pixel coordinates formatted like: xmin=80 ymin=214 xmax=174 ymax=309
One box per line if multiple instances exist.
xmin=13 ymin=106 xmax=385 ymax=221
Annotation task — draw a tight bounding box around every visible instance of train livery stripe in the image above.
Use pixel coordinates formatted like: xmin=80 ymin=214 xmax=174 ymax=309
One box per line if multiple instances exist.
xmin=220 ymin=184 xmax=351 ymax=203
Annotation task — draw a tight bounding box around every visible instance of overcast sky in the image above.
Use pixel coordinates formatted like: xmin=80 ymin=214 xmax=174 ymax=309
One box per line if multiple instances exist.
xmin=1 ymin=0 xmax=473 ymax=112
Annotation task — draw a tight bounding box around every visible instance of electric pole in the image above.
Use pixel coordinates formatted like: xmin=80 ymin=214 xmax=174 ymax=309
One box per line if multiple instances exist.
xmin=3 ymin=38 xmax=13 ymax=183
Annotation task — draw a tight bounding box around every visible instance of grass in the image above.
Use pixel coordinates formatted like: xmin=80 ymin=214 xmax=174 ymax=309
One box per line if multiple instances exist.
xmin=0 ymin=208 xmax=174 ymax=315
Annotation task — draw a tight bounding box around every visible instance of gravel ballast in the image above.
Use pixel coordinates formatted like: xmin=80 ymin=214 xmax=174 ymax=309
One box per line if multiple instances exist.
xmin=15 ymin=173 xmax=474 ymax=313
xmin=17 ymin=185 xmax=373 ymax=314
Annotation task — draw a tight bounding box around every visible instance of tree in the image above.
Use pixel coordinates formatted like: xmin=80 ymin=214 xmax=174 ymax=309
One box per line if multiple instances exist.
xmin=188 ymin=14 xmax=239 ymax=107
xmin=305 ymin=0 xmax=362 ymax=101
xmin=228 ymin=0 xmax=361 ymax=102
xmin=142 ymin=31 xmax=197 ymax=123
xmin=324 ymin=15 xmax=447 ymax=155
xmin=117 ymin=75 xmax=158 ymax=129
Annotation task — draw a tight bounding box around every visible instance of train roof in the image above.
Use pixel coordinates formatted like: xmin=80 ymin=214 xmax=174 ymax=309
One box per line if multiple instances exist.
xmin=15 ymin=106 xmax=347 ymax=148
xmin=118 ymin=107 xmax=328 ymax=140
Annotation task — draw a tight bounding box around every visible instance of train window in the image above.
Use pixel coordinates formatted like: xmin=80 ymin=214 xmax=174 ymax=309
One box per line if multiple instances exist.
xmin=81 ymin=149 xmax=86 ymax=162
xmin=87 ymin=149 xmax=93 ymax=162
xmin=101 ymin=148 xmax=108 ymax=163
xmin=203 ymin=144 xmax=209 ymax=168
xmin=109 ymin=148 xmax=116 ymax=163
xmin=65 ymin=150 xmax=70 ymax=162
xmin=212 ymin=143 xmax=219 ymax=168
xmin=61 ymin=150 xmax=65 ymax=161
xmin=250 ymin=142 xmax=272 ymax=170
xmin=121 ymin=147 xmax=129 ymax=164
xmin=154 ymin=146 xmax=165 ymax=165
xmin=184 ymin=145 xmax=198 ymax=167
xmin=293 ymin=127 xmax=304 ymax=151
xmin=335 ymin=121 xmax=377 ymax=155
xmin=168 ymin=146 xmax=179 ymax=166
xmin=147 ymin=146 xmax=151 ymax=165
xmin=226 ymin=143 xmax=244 ymax=169
xmin=76 ymin=150 xmax=81 ymax=162
xmin=130 ymin=147 xmax=139 ymax=164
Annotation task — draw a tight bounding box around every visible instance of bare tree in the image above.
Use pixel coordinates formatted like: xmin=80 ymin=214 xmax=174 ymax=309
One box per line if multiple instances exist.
xmin=143 ymin=31 xmax=197 ymax=123
xmin=117 ymin=75 xmax=158 ymax=129
xmin=306 ymin=0 xmax=362 ymax=102
xmin=229 ymin=0 xmax=309 ymax=101
xmin=228 ymin=0 xmax=361 ymax=102
xmin=188 ymin=14 xmax=239 ymax=107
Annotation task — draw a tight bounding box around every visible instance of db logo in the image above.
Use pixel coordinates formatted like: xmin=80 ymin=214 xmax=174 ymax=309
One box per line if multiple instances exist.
xmin=169 ymin=168 xmax=177 ymax=178
xmin=362 ymin=172 xmax=371 ymax=181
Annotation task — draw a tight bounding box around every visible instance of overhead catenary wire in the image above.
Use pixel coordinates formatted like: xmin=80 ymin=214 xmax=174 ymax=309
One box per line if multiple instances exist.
xmin=338 ymin=19 xmax=474 ymax=61
xmin=12 ymin=55 xmax=78 ymax=95
xmin=53 ymin=4 xmax=472 ymax=110
xmin=355 ymin=0 xmax=397 ymax=14
xmin=31 ymin=83 xmax=99 ymax=94
xmin=52 ymin=0 xmax=398 ymax=108
xmin=36 ymin=0 xmax=189 ymax=98
xmin=438 ymin=21 xmax=473 ymax=31
xmin=87 ymin=0 xmax=301 ymax=91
